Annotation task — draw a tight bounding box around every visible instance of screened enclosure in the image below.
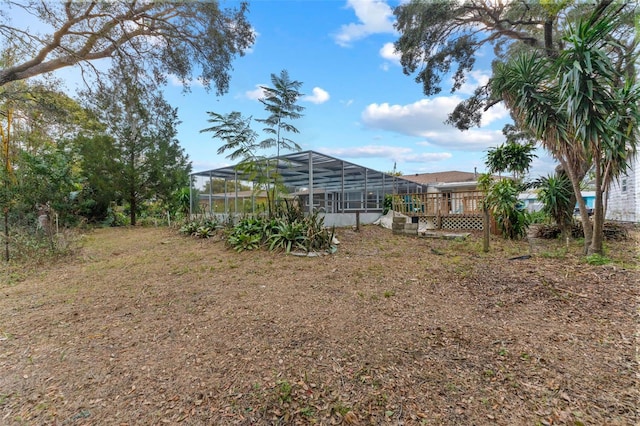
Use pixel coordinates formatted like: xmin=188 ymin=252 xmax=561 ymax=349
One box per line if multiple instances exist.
xmin=190 ymin=151 xmax=427 ymax=217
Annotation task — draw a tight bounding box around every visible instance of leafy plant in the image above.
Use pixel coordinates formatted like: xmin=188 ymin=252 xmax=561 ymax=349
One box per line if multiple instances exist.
xmin=226 ymin=217 xmax=266 ymax=251
xmin=228 ymin=231 xmax=262 ymax=252
xmin=485 ymin=179 xmax=530 ymax=240
xmin=585 ymin=253 xmax=611 ymax=266
xmin=534 ymin=173 xmax=573 ymax=236
xmin=276 ymin=380 xmax=292 ymax=403
xmin=268 ymin=220 xmax=307 ymax=253
xmin=382 ymin=194 xmax=393 ymax=215
xmin=194 ymin=226 xmax=214 ymax=239
xmin=302 ymin=210 xmax=335 ymax=253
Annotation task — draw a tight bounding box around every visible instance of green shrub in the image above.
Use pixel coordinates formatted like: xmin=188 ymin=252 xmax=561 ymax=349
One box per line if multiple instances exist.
xmin=268 ymin=220 xmax=307 ymax=253
xmin=179 ymin=217 xmax=221 ymax=238
xmin=179 ymin=197 xmax=336 ymax=254
xmin=585 ymin=253 xmax=611 ymax=266
xmin=486 ymin=179 xmax=530 ymax=240
xmin=226 ymin=217 xmax=266 ymax=251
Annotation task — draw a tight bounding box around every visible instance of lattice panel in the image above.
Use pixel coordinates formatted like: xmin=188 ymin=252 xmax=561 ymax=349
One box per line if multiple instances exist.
xmin=441 ymin=216 xmax=483 ymax=230
xmin=418 ymin=216 xmax=438 ymax=229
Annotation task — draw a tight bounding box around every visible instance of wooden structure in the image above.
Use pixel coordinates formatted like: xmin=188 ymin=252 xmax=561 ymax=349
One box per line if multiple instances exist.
xmin=392 ymin=190 xmax=485 ymax=231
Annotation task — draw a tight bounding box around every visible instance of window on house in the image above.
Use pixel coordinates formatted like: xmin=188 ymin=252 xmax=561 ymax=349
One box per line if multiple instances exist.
xmin=621 ymin=178 xmax=627 ymax=192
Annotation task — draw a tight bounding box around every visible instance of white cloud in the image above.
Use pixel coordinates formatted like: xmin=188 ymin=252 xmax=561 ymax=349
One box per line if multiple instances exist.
xmin=245 ymin=85 xmax=329 ymax=105
xmin=334 ymin=0 xmax=396 ymax=47
xmin=303 ymin=87 xmax=330 ymax=104
xmin=379 ymin=42 xmax=400 ymax=65
xmin=455 ymin=69 xmax=491 ymax=96
xmin=480 ymin=101 xmax=509 ymax=127
xmin=167 ymin=74 xmax=204 ymax=88
xmin=529 ymin=149 xmax=559 ymax=179
xmin=245 ymin=84 xmax=267 ymax=100
xmin=362 ymin=97 xmax=461 ymax=136
xmin=361 ymin=97 xmax=508 ymax=151
xmin=320 ymin=145 xmax=452 ymax=163
xmin=341 ymin=99 xmax=354 ymax=107
xmin=415 ymin=129 xmax=505 ymax=150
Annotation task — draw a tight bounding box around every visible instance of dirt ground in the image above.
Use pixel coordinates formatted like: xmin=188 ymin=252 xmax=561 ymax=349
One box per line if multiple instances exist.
xmin=0 ymin=225 xmax=638 ymax=425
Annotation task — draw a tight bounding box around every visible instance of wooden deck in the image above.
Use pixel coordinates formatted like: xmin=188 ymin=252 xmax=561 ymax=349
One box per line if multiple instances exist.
xmin=392 ymin=191 xmax=485 ymax=230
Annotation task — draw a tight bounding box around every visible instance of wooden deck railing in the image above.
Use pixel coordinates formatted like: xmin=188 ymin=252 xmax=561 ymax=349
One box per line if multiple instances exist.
xmin=392 ymin=191 xmax=484 ymax=217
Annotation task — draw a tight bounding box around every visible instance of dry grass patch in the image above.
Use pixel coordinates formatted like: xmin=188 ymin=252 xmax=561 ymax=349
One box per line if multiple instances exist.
xmin=1 ymin=225 xmax=638 ymax=425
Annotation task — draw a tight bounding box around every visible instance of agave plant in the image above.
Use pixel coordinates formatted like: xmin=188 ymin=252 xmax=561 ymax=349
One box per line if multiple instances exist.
xmin=268 ymin=220 xmax=307 ymax=253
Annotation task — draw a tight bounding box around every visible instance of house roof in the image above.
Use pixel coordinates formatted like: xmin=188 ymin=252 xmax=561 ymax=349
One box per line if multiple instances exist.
xmin=402 ymin=171 xmax=479 ymax=185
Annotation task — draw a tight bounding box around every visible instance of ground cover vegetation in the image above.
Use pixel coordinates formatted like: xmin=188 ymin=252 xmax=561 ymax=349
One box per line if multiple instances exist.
xmin=181 ymin=196 xmax=335 ymax=255
xmin=0 ymin=224 xmax=637 ymax=424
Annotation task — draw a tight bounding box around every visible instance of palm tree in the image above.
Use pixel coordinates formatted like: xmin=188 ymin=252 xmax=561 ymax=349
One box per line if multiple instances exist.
xmin=486 ymin=139 xmax=537 ymax=180
xmin=492 ymin=53 xmax=592 ymax=246
xmin=491 ymin=7 xmax=639 ymax=255
xmin=556 ymin=13 xmax=640 ymax=254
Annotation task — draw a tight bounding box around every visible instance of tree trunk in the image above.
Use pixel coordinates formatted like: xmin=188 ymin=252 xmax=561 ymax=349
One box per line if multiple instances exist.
xmin=482 ymin=206 xmax=490 ymax=253
xmin=3 ymin=207 xmax=8 ymax=262
xmin=588 ymin=155 xmax=605 ymax=255
xmin=559 ymin=156 xmax=592 ymax=254
xmin=130 ymin=191 xmax=137 ymax=226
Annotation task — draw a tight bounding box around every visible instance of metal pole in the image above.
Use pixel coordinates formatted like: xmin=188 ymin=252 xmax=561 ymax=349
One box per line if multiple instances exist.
xmin=234 ymin=169 xmax=238 ymax=215
xmin=364 ymin=168 xmax=368 ymax=213
xmin=224 ymin=179 xmax=228 ymax=218
xmin=209 ymin=173 xmax=213 ymax=215
xmin=308 ymin=151 xmax=314 ymax=215
xmin=189 ymin=174 xmax=193 ymax=219
xmin=341 ymin=161 xmax=345 ymax=213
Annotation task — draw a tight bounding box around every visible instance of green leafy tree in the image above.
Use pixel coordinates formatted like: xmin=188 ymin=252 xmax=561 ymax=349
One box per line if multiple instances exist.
xmin=256 ymin=70 xmax=305 ymax=216
xmin=201 ymin=111 xmax=260 ymax=162
xmin=75 ymin=134 xmax=122 ymax=223
xmin=558 ymin=13 xmax=639 ymax=254
xmin=492 ymin=9 xmax=640 ymax=254
xmin=485 ymin=178 xmax=529 ymax=240
xmin=0 ymin=1 xmax=254 ymax=92
xmin=202 ymin=70 xmax=306 ymax=219
xmin=484 ymin=133 xmax=536 ymax=241
xmin=200 ymin=110 xmax=273 ymax=213
xmin=256 ymin=70 xmax=305 ymax=158
xmin=486 ymin=140 xmax=537 ymax=181
xmin=145 ymin=107 xmax=192 ymax=213
xmin=393 ymin=1 xmax=636 ymax=130
xmin=88 ymin=65 xmax=190 ymax=226
xmin=15 ymin=142 xmax=80 ymax=224
xmin=0 ymin=72 xmax=102 ymax=259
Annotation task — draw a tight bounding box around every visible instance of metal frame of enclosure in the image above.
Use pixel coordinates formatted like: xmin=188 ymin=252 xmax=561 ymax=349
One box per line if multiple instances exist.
xmin=189 ymin=150 xmax=426 ymax=217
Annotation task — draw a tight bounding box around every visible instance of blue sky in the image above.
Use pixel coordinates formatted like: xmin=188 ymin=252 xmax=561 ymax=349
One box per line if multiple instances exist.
xmin=13 ymin=0 xmax=558 ymax=179
xmin=166 ymin=0 xmax=557 ymax=178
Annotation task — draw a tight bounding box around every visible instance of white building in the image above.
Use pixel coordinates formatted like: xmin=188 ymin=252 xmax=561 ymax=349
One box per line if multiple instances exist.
xmin=606 ymin=155 xmax=639 ymax=222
